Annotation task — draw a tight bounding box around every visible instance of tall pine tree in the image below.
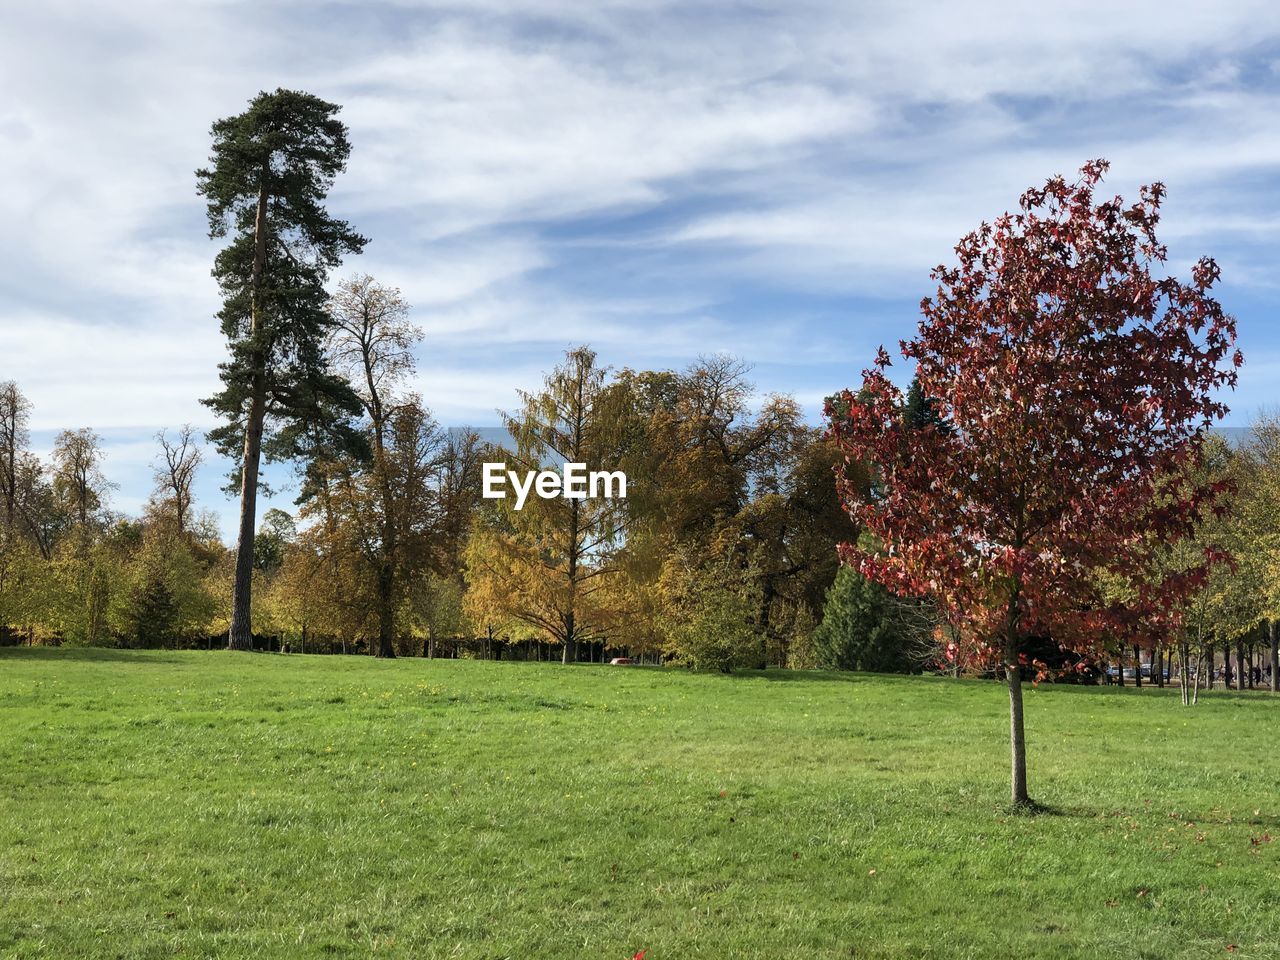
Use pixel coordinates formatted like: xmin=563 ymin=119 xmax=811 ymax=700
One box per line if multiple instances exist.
xmin=198 ymin=89 xmax=367 ymax=651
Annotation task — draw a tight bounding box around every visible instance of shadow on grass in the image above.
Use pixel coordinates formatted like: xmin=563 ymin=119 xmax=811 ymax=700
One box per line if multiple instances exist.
xmin=0 ymin=647 xmax=189 ymax=664
xmin=1008 ymin=798 xmax=1075 ymax=817
xmin=721 ymin=667 xmax=925 ymax=686
xmin=1058 ymin=682 xmax=1278 ymax=703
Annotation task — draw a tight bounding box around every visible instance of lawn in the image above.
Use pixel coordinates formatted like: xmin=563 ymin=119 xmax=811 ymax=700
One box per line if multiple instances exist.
xmin=0 ymin=649 xmax=1277 ymax=959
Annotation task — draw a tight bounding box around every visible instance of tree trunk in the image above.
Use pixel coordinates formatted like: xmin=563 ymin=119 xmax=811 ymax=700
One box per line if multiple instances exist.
xmin=1237 ymin=638 xmax=1247 ymax=690
xmin=374 ymin=559 xmax=395 ymax=658
xmin=1005 ymin=662 xmax=1030 ymax=807
xmin=562 ymin=613 xmax=576 ymax=664
xmin=3 ymin=405 xmax=15 ymax=531
xmin=1153 ymin=643 xmax=1163 ymax=688
xmin=228 ymin=178 xmax=271 ymax=653
xmin=228 ymin=378 xmax=265 ymax=651
xmin=1133 ymin=644 xmax=1142 ymax=687
xmin=371 ymin=427 xmax=396 ymax=659
xmin=1270 ymin=621 xmax=1278 ymax=694
xmin=562 ymin=492 xmax=581 ymax=665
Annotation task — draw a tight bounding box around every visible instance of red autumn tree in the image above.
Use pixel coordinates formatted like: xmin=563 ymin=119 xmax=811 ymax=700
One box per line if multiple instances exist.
xmin=826 ymin=160 xmax=1240 ymax=807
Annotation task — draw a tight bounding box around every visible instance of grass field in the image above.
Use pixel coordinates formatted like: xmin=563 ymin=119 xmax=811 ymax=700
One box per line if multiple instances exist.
xmin=1 ymin=649 xmax=1277 ymax=959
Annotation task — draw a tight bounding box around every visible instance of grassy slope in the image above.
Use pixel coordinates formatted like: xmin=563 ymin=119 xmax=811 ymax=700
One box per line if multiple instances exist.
xmin=0 ymin=649 xmax=1277 ymax=959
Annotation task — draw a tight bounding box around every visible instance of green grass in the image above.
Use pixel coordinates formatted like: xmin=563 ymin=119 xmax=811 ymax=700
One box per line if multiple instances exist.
xmin=1 ymin=650 xmax=1277 ymax=959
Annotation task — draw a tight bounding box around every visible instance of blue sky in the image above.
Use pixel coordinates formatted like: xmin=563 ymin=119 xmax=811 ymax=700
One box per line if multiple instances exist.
xmin=3 ymin=0 xmax=1279 ymax=538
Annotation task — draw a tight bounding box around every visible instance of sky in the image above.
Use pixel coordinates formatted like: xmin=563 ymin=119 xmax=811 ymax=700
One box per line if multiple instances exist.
xmin=3 ymin=0 xmax=1280 ymax=538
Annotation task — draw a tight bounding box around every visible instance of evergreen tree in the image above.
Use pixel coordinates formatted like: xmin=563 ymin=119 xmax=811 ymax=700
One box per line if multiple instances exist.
xmin=131 ymin=569 xmax=178 ymax=649
xmin=811 ymin=565 xmax=916 ymax=673
xmin=901 ymin=375 xmax=950 ymax=432
xmin=197 ymin=89 xmax=367 ymax=651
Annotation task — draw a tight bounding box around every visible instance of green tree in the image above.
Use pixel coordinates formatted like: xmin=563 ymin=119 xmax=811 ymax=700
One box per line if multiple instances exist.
xmin=1251 ymin=416 xmax=1280 ymax=691
xmin=197 ymin=88 xmax=367 ymax=651
xmin=112 ymin=529 xmax=220 ymax=650
xmin=124 ymin=555 xmax=178 ymax=649
xmin=253 ymin=508 xmax=296 ymax=574
xmin=811 ymin=565 xmax=917 ymax=673
xmin=408 ymin=574 xmax=467 ymax=658
xmin=48 ymin=537 xmax=119 ymax=645
xmin=901 ymin=375 xmax=950 ymax=432
xmin=661 ymin=553 xmax=760 ymax=672
xmin=0 ymin=537 xmax=46 ymax=644
xmin=619 ymin=357 xmax=845 ymax=667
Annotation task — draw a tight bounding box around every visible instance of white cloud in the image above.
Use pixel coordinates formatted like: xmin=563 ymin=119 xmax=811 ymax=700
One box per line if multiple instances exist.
xmin=3 ymin=315 xmax=224 ymax=431
xmin=3 ymin=0 xmax=1280 ymax=535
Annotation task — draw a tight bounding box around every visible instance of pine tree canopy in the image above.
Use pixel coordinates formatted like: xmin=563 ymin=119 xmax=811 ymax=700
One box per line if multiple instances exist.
xmin=196 ymin=88 xmax=368 ymax=470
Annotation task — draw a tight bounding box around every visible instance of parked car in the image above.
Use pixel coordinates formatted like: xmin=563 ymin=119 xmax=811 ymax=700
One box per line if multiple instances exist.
xmin=1105 ymin=666 xmax=1137 ymax=681
xmin=609 ymin=657 xmax=634 ymax=665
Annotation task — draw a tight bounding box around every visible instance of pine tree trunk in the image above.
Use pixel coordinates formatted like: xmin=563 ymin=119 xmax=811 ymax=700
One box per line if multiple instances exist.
xmin=228 ymin=178 xmax=270 ymax=654
xmin=1006 ymin=661 xmax=1030 ymax=807
xmin=228 ymin=377 xmax=265 ymax=652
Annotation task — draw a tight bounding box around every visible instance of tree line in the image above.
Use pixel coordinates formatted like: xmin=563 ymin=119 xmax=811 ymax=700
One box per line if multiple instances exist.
xmin=0 ymin=342 xmax=859 ymax=668
xmin=3 ymin=344 xmax=1275 ymax=681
